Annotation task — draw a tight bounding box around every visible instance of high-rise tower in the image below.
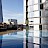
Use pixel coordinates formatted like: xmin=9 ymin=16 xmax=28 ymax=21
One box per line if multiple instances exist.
xmin=0 ymin=0 xmax=3 ymax=23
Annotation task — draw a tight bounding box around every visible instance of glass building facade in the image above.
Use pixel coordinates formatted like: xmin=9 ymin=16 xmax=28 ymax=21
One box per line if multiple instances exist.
xmin=42 ymin=0 xmax=48 ymax=31
xmin=0 ymin=0 xmax=3 ymax=23
xmin=23 ymin=0 xmax=48 ymax=31
xmin=24 ymin=0 xmax=48 ymax=48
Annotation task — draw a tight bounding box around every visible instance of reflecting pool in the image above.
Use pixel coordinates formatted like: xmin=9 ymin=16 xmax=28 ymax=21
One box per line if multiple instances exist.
xmin=0 ymin=29 xmax=48 ymax=48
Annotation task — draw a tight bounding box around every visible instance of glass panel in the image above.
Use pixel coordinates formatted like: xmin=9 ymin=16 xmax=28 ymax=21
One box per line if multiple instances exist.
xmin=41 ymin=37 xmax=48 ymax=45
xmin=28 ymin=37 xmax=33 ymax=43
xmin=45 ymin=2 xmax=48 ymax=9
xmin=45 ymin=11 xmax=48 ymax=17
xmin=34 ymin=18 xmax=40 ymax=24
xmin=34 ymin=30 xmax=40 ymax=37
xmin=33 ymin=37 xmax=40 ymax=44
xmin=28 ymin=0 xmax=34 ymax=5
xmin=40 ymin=4 xmax=43 ymax=9
xmin=41 ymin=18 xmax=48 ymax=24
xmin=34 ymin=44 xmax=40 ymax=48
xmin=42 ymin=31 xmax=48 ymax=37
xmin=42 ymin=0 xmax=45 ymax=3
xmin=42 ymin=25 xmax=48 ymax=31
xmin=28 ymin=12 xmax=34 ymax=17
xmin=34 ymin=4 xmax=38 ymax=10
xmin=34 ymin=0 xmax=38 ymax=4
xmin=41 ymin=44 xmax=48 ymax=48
xmin=28 ymin=43 xmax=34 ymax=48
xmin=28 ymin=6 xmax=34 ymax=12
xmin=34 ymin=11 xmax=39 ymax=17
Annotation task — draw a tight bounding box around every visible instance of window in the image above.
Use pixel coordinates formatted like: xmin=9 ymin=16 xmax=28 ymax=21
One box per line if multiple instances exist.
xmin=34 ymin=11 xmax=39 ymax=17
xmin=40 ymin=4 xmax=43 ymax=9
xmin=42 ymin=0 xmax=45 ymax=3
xmin=34 ymin=4 xmax=38 ymax=10
xmin=28 ymin=6 xmax=33 ymax=12
xmin=28 ymin=12 xmax=34 ymax=17
xmin=40 ymin=0 xmax=42 ymax=3
xmin=34 ymin=0 xmax=38 ymax=4
xmin=34 ymin=18 xmax=40 ymax=24
xmin=39 ymin=25 xmax=42 ymax=30
xmin=28 ymin=0 xmax=33 ymax=5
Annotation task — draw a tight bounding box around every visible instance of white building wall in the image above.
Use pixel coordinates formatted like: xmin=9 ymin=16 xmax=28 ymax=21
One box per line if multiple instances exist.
xmin=28 ymin=0 xmax=34 ymax=26
xmin=23 ymin=0 xmax=47 ymax=48
xmin=42 ymin=0 xmax=46 ymax=3
xmin=34 ymin=0 xmax=45 ymax=31
xmin=34 ymin=0 xmax=40 ymax=31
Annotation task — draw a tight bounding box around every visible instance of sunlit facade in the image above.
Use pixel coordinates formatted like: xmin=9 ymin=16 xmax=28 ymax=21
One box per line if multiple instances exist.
xmin=24 ymin=0 xmax=47 ymax=31
xmin=0 ymin=0 xmax=3 ymax=23
xmin=23 ymin=0 xmax=48 ymax=48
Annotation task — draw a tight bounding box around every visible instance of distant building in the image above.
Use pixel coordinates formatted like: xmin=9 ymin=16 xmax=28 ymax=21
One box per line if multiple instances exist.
xmin=8 ymin=19 xmax=17 ymax=29
xmin=0 ymin=0 xmax=3 ymax=23
xmin=8 ymin=19 xmax=17 ymax=25
xmin=17 ymin=24 xmax=23 ymax=30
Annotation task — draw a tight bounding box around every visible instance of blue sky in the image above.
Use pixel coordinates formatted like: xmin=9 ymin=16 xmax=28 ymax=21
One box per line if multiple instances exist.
xmin=2 ymin=0 xmax=23 ymax=24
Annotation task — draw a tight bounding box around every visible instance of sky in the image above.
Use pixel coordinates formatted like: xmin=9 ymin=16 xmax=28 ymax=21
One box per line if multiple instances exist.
xmin=2 ymin=0 xmax=23 ymax=24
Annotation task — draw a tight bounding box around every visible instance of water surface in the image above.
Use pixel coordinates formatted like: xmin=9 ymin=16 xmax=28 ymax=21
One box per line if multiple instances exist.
xmin=0 ymin=29 xmax=48 ymax=48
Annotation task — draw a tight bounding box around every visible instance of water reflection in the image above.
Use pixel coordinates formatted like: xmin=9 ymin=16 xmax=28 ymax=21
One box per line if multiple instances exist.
xmin=0 ymin=31 xmax=24 ymax=48
xmin=24 ymin=29 xmax=48 ymax=48
xmin=0 ymin=36 xmax=2 ymax=48
xmin=0 ymin=30 xmax=48 ymax=48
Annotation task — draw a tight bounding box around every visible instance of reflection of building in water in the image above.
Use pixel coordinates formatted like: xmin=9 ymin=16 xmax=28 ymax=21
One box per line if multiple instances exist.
xmin=17 ymin=24 xmax=23 ymax=30
xmin=23 ymin=30 xmax=48 ymax=48
xmin=0 ymin=35 xmax=2 ymax=48
xmin=8 ymin=32 xmax=17 ymax=35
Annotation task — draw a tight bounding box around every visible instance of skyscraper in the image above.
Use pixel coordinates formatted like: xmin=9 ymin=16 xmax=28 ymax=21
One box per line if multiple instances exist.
xmin=0 ymin=0 xmax=3 ymax=23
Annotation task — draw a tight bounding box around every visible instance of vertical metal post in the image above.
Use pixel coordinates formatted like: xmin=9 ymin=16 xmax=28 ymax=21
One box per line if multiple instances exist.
xmin=26 ymin=0 xmax=29 ymax=48
xmin=26 ymin=26 xmax=29 ymax=48
xmin=39 ymin=0 xmax=42 ymax=48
